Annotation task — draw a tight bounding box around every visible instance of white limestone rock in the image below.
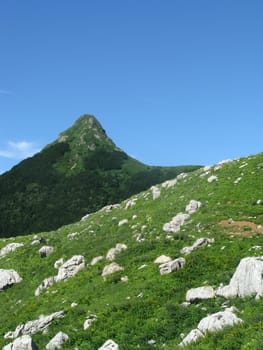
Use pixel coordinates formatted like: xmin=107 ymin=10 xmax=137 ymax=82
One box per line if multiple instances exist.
xmin=100 ymin=204 xmax=120 ymax=212
xmin=125 ymin=199 xmax=137 ymax=209
xmin=216 ymin=256 xmax=263 ymax=299
xmin=162 ymin=178 xmax=177 ymax=188
xmin=91 ymin=256 xmax=104 ymax=265
xmin=159 ymin=257 xmax=185 ymax=275
xmin=186 ymin=286 xmax=216 ymax=302
xmin=106 ymin=243 xmax=127 ymax=261
xmin=163 ymin=213 xmax=190 ymax=233
xmin=179 ymin=328 xmax=204 ymax=347
xmin=35 ymin=276 xmax=55 ymax=296
xmin=0 ymin=269 xmax=22 ymax=290
xmin=185 ymin=200 xmax=201 ymax=214
xmin=3 ymin=335 xmax=39 ymax=350
xmin=4 ymin=311 xmax=64 ymax=339
xmin=83 ymin=314 xmax=97 ymax=330
xmin=98 ymin=339 xmax=119 ymax=350
xmin=54 ymin=258 xmax=64 ymax=269
xmin=151 ymin=186 xmax=161 ymax=200
xmin=46 ymin=331 xmax=69 ymax=349
xmin=154 ymin=255 xmax=172 ymax=264
xmin=197 ymin=307 xmax=243 ymax=334
xmin=180 ymin=237 xmax=215 ymax=255
xmin=118 ymin=219 xmax=128 ymax=226
xmin=207 ymin=175 xmax=218 ymax=183
xmin=67 ymin=232 xmax=80 ymax=240
xmin=39 ymin=246 xmax=54 ymax=258
xmin=81 ymin=213 xmax=90 ymax=221
xmin=102 ymin=263 xmax=124 ymax=278
xmin=0 ymin=242 xmax=24 ymax=258
xmin=55 ymin=255 xmax=85 ymax=282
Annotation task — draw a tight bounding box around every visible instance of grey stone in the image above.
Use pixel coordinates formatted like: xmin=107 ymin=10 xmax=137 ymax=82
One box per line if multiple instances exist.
xmin=98 ymin=339 xmax=119 ymax=350
xmin=159 ymin=257 xmax=185 ymax=275
xmin=0 ymin=243 xmax=24 ymax=258
xmin=3 ymin=335 xmax=39 ymax=350
xmin=46 ymin=331 xmax=69 ymax=349
xmin=0 ymin=269 xmax=22 ymax=290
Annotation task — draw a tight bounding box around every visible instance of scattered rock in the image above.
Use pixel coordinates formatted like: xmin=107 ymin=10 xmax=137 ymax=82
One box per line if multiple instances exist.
xmin=4 ymin=311 xmax=64 ymax=339
xmin=125 ymin=199 xmax=137 ymax=209
xmin=67 ymin=232 xmax=80 ymax=240
xmin=35 ymin=277 xmax=55 ymax=296
xmin=207 ymin=175 xmax=218 ymax=183
xmin=81 ymin=213 xmax=90 ymax=221
xmin=55 ymin=255 xmax=85 ymax=282
xmin=106 ymin=243 xmax=127 ymax=261
xmin=90 ymin=256 xmax=104 ymax=265
xmin=186 ymin=286 xmax=216 ymax=302
xmin=216 ymin=256 xmax=263 ymax=299
xmin=83 ymin=314 xmax=97 ymax=330
xmin=102 ymin=263 xmax=124 ymax=278
xmin=54 ymin=258 xmax=64 ymax=269
xmin=159 ymin=257 xmax=185 ymax=275
xmin=151 ymin=186 xmax=161 ymax=200
xmin=121 ymin=276 xmax=129 ymax=282
xmin=46 ymin=331 xmax=69 ymax=350
xmin=185 ymin=200 xmax=201 ymax=214
xmin=0 ymin=269 xmax=22 ymax=290
xmin=163 ymin=213 xmax=190 ymax=233
xmin=3 ymin=335 xmax=39 ymax=350
xmin=162 ymin=178 xmax=177 ymax=188
xmin=179 ymin=307 xmax=242 ymax=347
xmin=39 ymin=246 xmax=54 ymax=258
xmin=98 ymin=339 xmax=119 ymax=350
xmin=118 ymin=219 xmax=128 ymax=226
xmin=31 ymin=237 xmax=45 ymax=246
xmin=100 ymin=204 xmax=120 ymax=212
xmin=154 ymin=255 xmax=172 ymax=264
xmin=0 ymin=242 xmax=24 ymax=258
xmin=180 ymin=237 xmax=214 ymax=255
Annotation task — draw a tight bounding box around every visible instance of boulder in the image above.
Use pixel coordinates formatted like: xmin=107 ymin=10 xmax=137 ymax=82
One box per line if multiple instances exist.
xmin=179 ymin=307 xmax=242 ymax=347
xmin=118 ymin=219 xmax=128 ymax=226
xmin=207 ymin=175 xmax=218 ymax=183
xmin=54 ymin=258 xmax=64 ymax=269
xmin=31 ymin=237 xmax=45 ymax=246
xmin=4 ymin=311 xmax=64 ymax=339
xmin=39 ymin=246 xmax=54 ymax=258
xmin=179 ymin=329 xmax=204 ymax=347
xmin=46 ymin=331 xmax=69 ymax=349
xmin=154 ymin=255 xmax=172 ymax=264
xmin=83 ymin=314 xmax=97 ymax=330
xmin=98 ymin=339 xmax=119 ymax=350
xmin=0 ymin=269 xmax=22 ymax=290
xmin=185 ymin=200 xmax=201 ymax=214
xmin=55 ymin=255 xmax=85 ymax=282
xmin=35 ymin=276 xmax=55 ymax=296
xmin=106 ymin=243 xmax=127 ymax=261
xmin=0 ymin=242 xmax=24 ymax=258
xmin=180 ymin=237 xmax=214 ymax=255
xmin=91 ymin=256 xmax=104 ymax=265
xmin=186 ymin=286 xmax=215 ymax=302
xmin=3 ymin=335 xmax=39 ymax=350
xmin=151 ymin=186 xmax=161 ymax=200
xmin=102 ymin=263 xmax=124 ymax=278
xmin=163 ymin=213 xmax=190 ymax=233
xmin=216 ymin=256 xmax=263 ymax=299
xmin=159 ymin=257 xmax=185 ymax=275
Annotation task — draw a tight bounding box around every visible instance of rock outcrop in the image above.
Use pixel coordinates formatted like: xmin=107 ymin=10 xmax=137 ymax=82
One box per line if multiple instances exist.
xmin=151 ymin=186 xmax=161 ymax=200
xmin=106 ymin=243 xmax=127 ymax=261
xmin=163 ymin=213 xmax=190 ymax=233
xmin=159 ymin=257 xmax=185 ymax=275
xmin=186 ymin=286 xmax=215 ymax=302
xmin=39 ymin=246 xmax=54 ymax=258
xmin=0 ymin=243 xmax=24 ymax=258
xmin=3 ymin=335 xmax=39 ymax=350
xmin=0 ymin=269 xmax=22 ymax=290
xmin=102 ymin=263 xmax=123 ymax=278
xmin=98 ymin=339 xmax=119 ymax=350
xmin=185 ymin=200 xmax=201 ymax=214
xmin=179 ymin=307 xmax=243 ymax=347
xmin=4 ymin=311 xmax=64 ymax=339
xmin=216 ymin=256 xmax=263 ymax=299
xmin=46 ymin=331 xmax=69 ymax=350
xmin=35 ymin=277 xmax=55 ymax=296
xmin=55 ymin=255 xmax=85 ymax=282
xmin=180 ymin=237 xmax=214 ymax=255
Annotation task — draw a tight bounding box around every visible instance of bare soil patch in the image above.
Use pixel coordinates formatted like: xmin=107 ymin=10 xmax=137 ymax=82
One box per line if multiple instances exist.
xmin=218 ymin=220 xmax=263 ymax=236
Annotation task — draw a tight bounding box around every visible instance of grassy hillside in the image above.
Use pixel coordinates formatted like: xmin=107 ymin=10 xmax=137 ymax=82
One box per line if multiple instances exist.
xmin=0 ymin=115 xmax=200 ymax=236
xmin=0 ymin=152 xmax=263 ymax=349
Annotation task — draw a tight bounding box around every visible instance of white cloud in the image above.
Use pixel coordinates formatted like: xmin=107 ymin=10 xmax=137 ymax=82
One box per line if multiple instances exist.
xmin=0 ymin=141 xmax=40 ymax=159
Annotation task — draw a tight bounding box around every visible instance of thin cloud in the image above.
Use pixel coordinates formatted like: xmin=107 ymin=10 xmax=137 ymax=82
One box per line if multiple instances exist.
xmin=0 ymin=141 xmax=40 ymax=159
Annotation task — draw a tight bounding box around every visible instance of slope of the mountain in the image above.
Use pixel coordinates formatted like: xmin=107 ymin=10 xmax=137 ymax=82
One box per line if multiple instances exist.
xmin=0 ymin=115 xmax=200 ymax=236
xmin=0 ymin=152 xmax=263 ymax=349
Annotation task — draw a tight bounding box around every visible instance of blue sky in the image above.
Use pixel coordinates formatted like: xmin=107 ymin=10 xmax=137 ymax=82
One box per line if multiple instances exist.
xmin=0 ymin=0 xmax=262 ymax=173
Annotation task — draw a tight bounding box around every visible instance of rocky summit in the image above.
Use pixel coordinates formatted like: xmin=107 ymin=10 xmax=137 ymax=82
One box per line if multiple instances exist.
xmin=0 ymin=150 xmax=263 ymax=349
xmin=0 ymin=115 xmax=200 ymax=236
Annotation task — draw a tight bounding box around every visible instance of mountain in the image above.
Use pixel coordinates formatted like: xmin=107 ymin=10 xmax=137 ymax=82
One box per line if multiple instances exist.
xmin=0 ymin=115 xmax=200 ymax=236
xmin=0 ymin=151 xmax=263 ymax=349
